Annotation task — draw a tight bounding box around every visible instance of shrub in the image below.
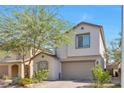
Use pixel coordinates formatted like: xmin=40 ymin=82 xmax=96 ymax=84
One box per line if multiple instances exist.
xmin=2 ymin=75 xmax=11 ymax=80
xmin=17 ymin=78 xmax=33 ymax=86
xmin=32 ymin=79 xmax=39 ymax=83
xmin=92 ymin=65 xmax=110 ymax=88
xmin=33 ymin=69 xmax=48 ymax=82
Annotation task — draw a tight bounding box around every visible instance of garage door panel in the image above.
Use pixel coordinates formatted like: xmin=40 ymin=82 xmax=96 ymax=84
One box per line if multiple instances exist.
xmin=62 ymin=61 xmax=95 ymax=80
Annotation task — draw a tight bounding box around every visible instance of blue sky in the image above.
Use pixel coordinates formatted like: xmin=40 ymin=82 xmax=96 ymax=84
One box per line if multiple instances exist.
xmin=0 ymin=5 xmax=122 ymax=48
xmin=58 ymin=5 xmax=122 ymax=47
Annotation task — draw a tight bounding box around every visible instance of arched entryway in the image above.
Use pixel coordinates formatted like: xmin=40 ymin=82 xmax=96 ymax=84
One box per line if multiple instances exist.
xmin=11 ymin=64 xmax=19 ymax=77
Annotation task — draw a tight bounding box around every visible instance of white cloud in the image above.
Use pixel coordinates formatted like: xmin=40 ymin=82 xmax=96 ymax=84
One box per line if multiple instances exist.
xmin=81 ymin=14 xmax=89 ymax=21
xmin=77 ymin=13 xmax=93 ymax=23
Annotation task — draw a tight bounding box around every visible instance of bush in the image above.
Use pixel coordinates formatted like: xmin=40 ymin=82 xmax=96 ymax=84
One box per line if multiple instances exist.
xmin=32 ymin=79 xmax=39 ymax=83
xmin=17 ymin=78 xmax=33 ymax=86
xmin=2 ymin=75 xmax=11 ymax=80
xmin=92 ymin=65 xmax=110 ymax=88
xmin=33 ymin=69 xmax=48 ymax=82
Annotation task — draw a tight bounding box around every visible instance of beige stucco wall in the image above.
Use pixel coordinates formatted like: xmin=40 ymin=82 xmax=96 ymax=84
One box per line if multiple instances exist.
xmin=68 ymin=24 xmax=100 ymax=57
xmin=99 ymin=30 xmax=106 ymax=68
xmin=56 ymin=45 xmax=67 ymax=59
xmin=32 ymin=54 xmax=61 ymax=80
xmin=57 ymin=23 xmax=102 ymax=59
xmin=56 ymin=23 xmax=106 ymax=68
xmin=99 ymin=31 xmax=105 ymax=57
xmin=20 ymin=63 xmax=24 ymax=78
xmin=95 ymin=56 xmax=105 ymax=68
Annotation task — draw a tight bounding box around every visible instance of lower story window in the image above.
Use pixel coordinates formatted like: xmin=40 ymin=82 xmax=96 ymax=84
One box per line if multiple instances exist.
xmin=36 ymin=61 xmax=48 ymax=71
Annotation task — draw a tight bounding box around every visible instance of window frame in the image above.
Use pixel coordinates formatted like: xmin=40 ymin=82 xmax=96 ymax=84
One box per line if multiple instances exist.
xmin=75 ymin=33 xmax=90 ymax=49
xmin=36 ymin=61 xmax=48 ymax=71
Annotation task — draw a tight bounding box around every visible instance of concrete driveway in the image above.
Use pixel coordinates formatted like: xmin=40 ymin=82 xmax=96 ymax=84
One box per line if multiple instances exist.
xmin=28 ymin=80 xmax=93 ymax=88
xmin=2 ymin=77 xmax=120 ymax=88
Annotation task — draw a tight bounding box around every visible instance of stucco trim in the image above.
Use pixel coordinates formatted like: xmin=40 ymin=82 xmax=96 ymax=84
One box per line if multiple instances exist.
xmin=99 ymin=27 xmax=107 ymax=50
xmin=0 ymin=61 xmax=22 ymax=64
xmin=60 ymin=55 xmax=99 ymax=62
xmin=73 ymin=22 xmax=102 ymax=29
xmin=61 ymin=60 xmax=96 ymax=62
xmin=25 ymin=51 xmax=57 ymax=62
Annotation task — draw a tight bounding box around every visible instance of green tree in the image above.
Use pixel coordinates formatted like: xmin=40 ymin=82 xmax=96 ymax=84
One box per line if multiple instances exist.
xmin=0 ymin=6 xmax=72 ymax=77
xmin=108 ymin=32 xmax=122 ymax=63
xmin=92 ymin=65 xmax=110 ymax=87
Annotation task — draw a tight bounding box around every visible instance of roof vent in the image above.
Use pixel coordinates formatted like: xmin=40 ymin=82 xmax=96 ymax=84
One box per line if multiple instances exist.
xmin=42 ymin=55 xmax=44 ymax=58
xmin=81 ymin=27 xmax=84 ymax=30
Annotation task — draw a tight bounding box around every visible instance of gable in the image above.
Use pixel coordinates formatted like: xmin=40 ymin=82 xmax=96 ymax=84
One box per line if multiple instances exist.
xmin=32 ymin=52 xmax=58 ymax=63
xmin=71 ymin=22 xmax=106 ymax=50
xmin=56 ymin=22 xmax=106 ymax=58
xmin=73 ymin=22 xmax=101 ymax=31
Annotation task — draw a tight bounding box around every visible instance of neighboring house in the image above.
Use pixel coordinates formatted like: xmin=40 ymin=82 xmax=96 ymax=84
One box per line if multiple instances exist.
xmin=0 ymin=53 xmax=30 ymax=79
xmin=0 ymin=22 xmax=106 ymax=81
xmin=0 ymin=55 xmax=24 ymax=79
xmin=106 ymin=62 xmax=121 ymax=77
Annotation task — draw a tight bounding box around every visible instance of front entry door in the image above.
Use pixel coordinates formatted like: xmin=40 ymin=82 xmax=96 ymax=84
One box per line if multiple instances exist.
xmin=12 ymin=65 xmax=19 ymax=77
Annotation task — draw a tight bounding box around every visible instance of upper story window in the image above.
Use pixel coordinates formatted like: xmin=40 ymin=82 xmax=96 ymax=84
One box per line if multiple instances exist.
xmin=76 ymin=33 xmax=90 ymax=48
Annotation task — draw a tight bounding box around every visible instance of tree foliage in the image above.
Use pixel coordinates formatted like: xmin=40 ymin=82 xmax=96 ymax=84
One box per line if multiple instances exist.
xmin=108 ymin=32 xmax=122 ymax=63
xmin=0 ymin=6 xmax=72 ymax=77
xmin=33 ymin=69 xmax=48 ymax=82
xmin=92 ymin=65 xmax=110 ymax=87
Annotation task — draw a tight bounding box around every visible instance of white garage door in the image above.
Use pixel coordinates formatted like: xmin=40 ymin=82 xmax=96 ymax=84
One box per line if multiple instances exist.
xmin=62 ymin=61 xmax=95 ymax=80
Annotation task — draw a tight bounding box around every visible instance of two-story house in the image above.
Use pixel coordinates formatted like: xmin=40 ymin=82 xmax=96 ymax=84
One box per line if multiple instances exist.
xmin=56 ymin=22 xmax=106 ymax=80
xmin=0 ymin=22 xmax=106 ymax=81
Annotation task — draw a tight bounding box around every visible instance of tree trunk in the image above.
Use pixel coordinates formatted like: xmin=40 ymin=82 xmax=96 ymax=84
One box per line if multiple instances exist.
xmin=25 ymin=49 xmax=42 ymax=78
